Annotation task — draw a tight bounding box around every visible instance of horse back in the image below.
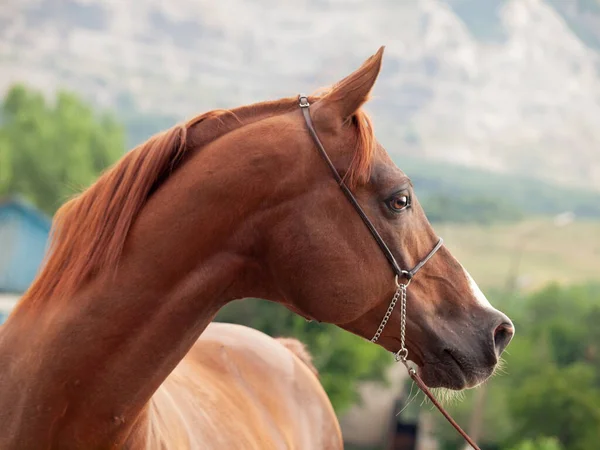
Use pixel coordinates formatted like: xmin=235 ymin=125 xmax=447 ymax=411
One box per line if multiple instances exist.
xmin=127 ymin=322 xmax=342 ymax=449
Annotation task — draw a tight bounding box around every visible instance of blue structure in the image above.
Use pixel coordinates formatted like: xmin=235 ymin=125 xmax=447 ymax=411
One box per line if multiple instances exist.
xmin=0 ymin=196 xmax=51 ymax=322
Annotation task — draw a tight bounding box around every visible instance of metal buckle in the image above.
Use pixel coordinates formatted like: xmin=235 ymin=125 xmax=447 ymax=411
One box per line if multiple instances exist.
xmin=298 ymin=94 xmax=310 ymax=108
xmin=394 ymin=348 xmax=408 ymax=362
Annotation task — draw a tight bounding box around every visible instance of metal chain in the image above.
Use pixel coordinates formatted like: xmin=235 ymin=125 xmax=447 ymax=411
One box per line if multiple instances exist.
xmin=370 ymin=275 xmax=411 ymax=363
xmin=394 ymin=283 xmax=408 ymax=362
xmin=370 ymin=276 xmax=401 ymax=343
xmin=371 ymin=278 xmax=481 ymax=450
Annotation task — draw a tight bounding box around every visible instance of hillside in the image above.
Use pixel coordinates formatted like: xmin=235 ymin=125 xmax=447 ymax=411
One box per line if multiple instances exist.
xmin=2 ymin=0 xmax=600 ymax=192
xmin=439 ymin=217 xmax=600 ymax=291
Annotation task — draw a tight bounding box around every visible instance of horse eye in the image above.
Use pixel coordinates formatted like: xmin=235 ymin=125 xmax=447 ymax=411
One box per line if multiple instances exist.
xmin=388 ymin=194 xmax=410 ymax=212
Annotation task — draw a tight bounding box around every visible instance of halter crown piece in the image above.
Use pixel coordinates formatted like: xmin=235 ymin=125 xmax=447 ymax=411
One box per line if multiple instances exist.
xmin=298 ymin=94 xmax=481 ymax=450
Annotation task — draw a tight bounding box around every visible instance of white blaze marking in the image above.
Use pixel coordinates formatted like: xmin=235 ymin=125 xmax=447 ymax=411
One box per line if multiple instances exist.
xmin=461 ymin=265 xmax=494 ymax=309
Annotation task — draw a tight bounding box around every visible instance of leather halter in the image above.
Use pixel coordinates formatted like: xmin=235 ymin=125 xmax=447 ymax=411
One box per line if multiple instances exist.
xmin=298 ymin=94 xmax=481 ymax=450
xmin=297 ymin=94 xmax=443 ymax=281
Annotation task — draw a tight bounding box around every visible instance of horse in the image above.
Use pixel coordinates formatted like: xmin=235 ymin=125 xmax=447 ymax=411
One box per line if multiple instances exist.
xmin=0 ymin=46 xmax=514 ymax=449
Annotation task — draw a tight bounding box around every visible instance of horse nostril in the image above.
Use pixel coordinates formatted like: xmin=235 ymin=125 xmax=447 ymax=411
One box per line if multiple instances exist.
xmin=493 ymin=322 xmax=515 ymax=356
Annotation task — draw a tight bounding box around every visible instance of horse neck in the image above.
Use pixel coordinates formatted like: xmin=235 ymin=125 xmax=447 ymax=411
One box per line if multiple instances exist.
xmin=0 ymin=110 xmax=296 ymax=449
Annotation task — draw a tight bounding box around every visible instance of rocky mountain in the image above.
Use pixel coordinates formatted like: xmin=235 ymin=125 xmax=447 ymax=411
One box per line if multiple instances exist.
xmin=2 ymin=0 xmax=600 ymax=191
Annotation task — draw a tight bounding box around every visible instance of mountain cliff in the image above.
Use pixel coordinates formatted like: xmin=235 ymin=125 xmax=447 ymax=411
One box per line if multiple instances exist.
xmin=2 ymin=0 xmax=600 ymax=191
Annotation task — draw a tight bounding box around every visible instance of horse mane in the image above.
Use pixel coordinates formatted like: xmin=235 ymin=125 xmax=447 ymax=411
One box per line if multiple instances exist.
xmin=19 ymin=95 xmax=375 ymax=307
xmin=276 ymin=337 xmax=319 ymax=377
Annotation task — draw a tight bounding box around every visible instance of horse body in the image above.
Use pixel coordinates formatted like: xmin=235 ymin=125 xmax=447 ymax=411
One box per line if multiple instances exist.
xmin=126 ymin=323 xmax=341 ymax=449
xmin=0 ymin=47 xmax=514 ymax=449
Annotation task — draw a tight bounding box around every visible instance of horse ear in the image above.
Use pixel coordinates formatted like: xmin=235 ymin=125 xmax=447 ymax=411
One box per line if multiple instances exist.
xmin=316 ymin=46 xmax=384 ymax=122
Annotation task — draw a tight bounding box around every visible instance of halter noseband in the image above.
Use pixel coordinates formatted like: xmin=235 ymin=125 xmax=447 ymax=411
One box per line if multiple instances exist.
xmin=297 ymin=94 xmax=481 ymax=450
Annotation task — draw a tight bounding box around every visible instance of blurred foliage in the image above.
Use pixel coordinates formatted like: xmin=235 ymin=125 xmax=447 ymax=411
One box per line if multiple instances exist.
xmin=508 ymin=437 xmax=564 ymax=450
xmin=436 ymin=283 xmax=600 ymax=450
xmin=0 ymin=84 xmax=125 ymax=214
xmin=215 ymin=298 xmax=392 ymax=413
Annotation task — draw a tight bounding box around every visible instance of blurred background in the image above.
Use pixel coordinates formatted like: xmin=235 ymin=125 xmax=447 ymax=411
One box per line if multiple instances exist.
xmin=1 ymin=0 xmax=599 ymax=449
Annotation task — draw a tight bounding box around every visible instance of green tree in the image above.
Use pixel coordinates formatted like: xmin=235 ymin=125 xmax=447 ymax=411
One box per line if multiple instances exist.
xmin=215 ymin=298 xmax=392 ymax=413
xmin=0 ymin=84 xmax=125 ymax=214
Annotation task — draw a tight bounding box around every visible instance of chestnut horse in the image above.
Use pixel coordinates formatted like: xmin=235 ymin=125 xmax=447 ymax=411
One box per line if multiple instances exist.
xmin=0 ymin=46 xmax=514 ymax=449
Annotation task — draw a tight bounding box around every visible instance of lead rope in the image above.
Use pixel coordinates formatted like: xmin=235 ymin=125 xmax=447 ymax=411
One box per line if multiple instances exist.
xmin=374 ymin=278 xmax=481 ymax=450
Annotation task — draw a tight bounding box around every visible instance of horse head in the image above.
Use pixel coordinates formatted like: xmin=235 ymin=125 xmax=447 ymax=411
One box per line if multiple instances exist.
xmin=259 ymin=47 xmax=514 ymax=390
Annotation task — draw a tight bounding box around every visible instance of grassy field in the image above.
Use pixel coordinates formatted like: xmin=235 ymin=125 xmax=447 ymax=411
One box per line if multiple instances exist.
xmin=434 ymin=217 xmax=600 ymax=291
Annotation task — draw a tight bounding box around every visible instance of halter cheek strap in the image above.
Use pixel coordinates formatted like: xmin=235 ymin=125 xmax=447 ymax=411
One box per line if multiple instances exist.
xmin=298 ymin=94 xmax=443 ymax=283
xmin=298 ymin=94 xmax=481 ymax=450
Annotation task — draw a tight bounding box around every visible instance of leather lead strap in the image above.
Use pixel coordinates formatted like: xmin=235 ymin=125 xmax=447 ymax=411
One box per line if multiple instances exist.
xmin=407 ymin=368 xmax=481 ymax=450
